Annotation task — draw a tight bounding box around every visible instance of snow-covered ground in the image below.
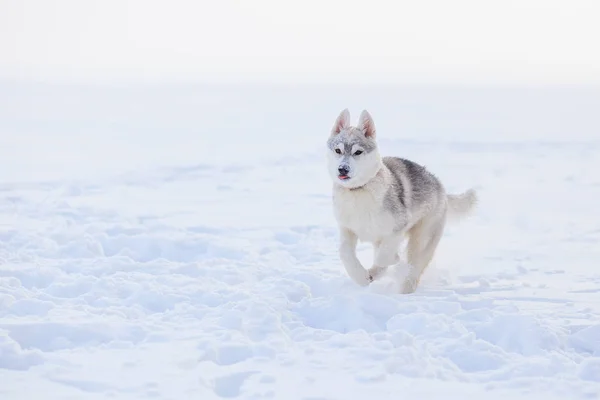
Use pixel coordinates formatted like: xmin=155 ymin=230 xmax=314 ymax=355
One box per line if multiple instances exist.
xmin=1 ymin=83 xmax=599 ymax=399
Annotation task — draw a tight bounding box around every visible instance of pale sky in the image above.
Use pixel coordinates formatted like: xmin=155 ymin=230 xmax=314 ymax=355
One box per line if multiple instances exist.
xmin=1 ymin=0 xmax=599 ymax=84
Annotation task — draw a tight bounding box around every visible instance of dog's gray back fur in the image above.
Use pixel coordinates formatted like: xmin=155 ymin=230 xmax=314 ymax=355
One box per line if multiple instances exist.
xmin=383 ymin=156 xmax=445 ymax=221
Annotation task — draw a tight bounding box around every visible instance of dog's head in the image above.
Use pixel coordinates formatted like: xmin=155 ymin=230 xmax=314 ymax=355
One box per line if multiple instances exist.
xmin=326 ymin=108 xmax=382 ymax=189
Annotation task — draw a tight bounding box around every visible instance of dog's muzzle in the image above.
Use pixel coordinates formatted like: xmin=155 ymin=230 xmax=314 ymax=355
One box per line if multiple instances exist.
xmin=338 ymin=165 xmax=350 ymax=180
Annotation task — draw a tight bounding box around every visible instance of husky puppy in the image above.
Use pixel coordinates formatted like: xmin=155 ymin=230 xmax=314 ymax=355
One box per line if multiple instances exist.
xmin=327 ymin=108 xmax=477 ymax=294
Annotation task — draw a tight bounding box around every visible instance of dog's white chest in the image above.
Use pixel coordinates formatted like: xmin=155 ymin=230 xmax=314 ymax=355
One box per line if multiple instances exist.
xmin=333 ymin=188 xmax=394 ymax=242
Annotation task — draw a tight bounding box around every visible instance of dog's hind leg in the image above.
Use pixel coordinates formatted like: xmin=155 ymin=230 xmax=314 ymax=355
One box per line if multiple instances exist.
xmin=402 ymin=212 xmax=446 ymax=294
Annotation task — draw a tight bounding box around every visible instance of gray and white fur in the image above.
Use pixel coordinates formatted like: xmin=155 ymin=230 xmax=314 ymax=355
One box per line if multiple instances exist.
xmin=326 ymin=108 xmax=477 ymax=294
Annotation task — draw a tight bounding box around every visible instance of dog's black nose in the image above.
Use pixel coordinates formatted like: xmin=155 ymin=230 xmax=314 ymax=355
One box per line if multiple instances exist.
xmin=338 ymin=166 xmax=349 ymax=176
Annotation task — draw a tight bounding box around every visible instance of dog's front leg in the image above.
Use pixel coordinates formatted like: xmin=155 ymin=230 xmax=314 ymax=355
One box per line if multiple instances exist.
xmin=370 ymin=233 xmax=403 ymax=280
xmin=339 ymin=228 xmax=371 ymax=286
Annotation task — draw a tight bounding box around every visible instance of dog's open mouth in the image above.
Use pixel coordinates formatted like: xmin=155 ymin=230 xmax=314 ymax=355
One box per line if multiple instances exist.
xmin=338 ymin=175 xmax=350 ymax=180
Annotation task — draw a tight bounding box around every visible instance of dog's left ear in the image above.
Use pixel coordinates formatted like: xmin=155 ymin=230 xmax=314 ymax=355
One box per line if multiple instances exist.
xmin=358 ymin=110 xmax=376 ymax=138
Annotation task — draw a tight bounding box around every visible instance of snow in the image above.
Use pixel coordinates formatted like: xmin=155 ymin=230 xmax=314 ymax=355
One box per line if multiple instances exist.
xmin=1 ymin=83 xmax=600 ymax=399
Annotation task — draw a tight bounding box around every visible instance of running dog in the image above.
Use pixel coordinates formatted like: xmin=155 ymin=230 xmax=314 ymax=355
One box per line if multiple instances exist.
xmin=327 ymin=108 xmax=477 ymax=294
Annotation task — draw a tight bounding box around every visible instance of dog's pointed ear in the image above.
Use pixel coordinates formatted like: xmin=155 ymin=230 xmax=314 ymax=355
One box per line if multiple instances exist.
xmin=358 ymin=109 xmax=376 ymax=138
xmin=331 ymin=108 xmax=350 ymax=135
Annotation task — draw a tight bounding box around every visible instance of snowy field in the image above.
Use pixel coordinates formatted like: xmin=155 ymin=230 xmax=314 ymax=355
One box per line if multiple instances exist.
xmin=1 ymin=83 xmax=600 ymax=399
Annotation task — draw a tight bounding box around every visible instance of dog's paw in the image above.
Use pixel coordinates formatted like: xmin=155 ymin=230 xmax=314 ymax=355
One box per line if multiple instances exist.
xmin=400 ymin=278 xmax=418 ymax=294
xmin=368 ymin=265 xmax=387 ymax=281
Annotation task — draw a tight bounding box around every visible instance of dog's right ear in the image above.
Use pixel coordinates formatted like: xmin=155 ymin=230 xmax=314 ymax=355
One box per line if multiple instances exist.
xmin=331 ymin=108 xmax=350 ymax=135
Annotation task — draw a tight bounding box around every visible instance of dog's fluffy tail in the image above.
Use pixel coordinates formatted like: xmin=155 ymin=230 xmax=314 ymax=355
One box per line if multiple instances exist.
xmin=446 ymin=188 xmax=477 ymax=222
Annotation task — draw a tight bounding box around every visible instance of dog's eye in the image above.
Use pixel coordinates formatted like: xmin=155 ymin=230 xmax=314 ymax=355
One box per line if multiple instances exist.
xmin=354 ymin=150 xmax=363 ymax=156
xmin=335 ymin=149 xmax=342 ymax=154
